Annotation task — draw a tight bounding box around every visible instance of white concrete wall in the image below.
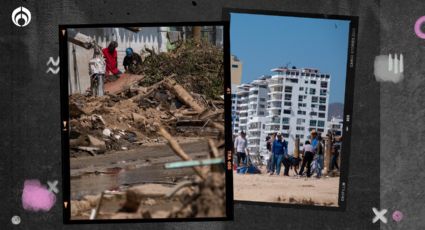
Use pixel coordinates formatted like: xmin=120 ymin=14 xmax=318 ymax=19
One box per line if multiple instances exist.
xmin=68 ymin=27 xmax=169 ymax=94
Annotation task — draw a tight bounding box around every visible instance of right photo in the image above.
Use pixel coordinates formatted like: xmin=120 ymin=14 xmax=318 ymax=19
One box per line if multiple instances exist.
xmin=230 ymin=11 xmax=354 ymax=207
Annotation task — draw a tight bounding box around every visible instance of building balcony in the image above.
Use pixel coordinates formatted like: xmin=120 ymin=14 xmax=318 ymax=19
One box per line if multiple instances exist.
xmin=269 ymin=103 xmax=282 ymax=109
xmin=268 ymin=97 xmax=282 ymax=102
xmin=268 ymin=91 xmax=283 ymax=96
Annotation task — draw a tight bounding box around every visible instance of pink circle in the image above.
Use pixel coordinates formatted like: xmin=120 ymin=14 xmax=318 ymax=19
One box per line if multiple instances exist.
xmin=392 ymin=210 xmax=403 ymax=222
xmin=414 ymin=16 xmax=425 ymax=39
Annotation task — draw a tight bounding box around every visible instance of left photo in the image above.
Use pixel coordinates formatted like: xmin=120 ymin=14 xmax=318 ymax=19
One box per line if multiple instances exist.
xmin=60 ymin=24 xmax=231 ymax=222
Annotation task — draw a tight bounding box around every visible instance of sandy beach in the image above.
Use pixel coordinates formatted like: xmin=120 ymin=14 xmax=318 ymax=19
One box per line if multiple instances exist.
xmin=233 ymin=166 xmax=340 ymax=207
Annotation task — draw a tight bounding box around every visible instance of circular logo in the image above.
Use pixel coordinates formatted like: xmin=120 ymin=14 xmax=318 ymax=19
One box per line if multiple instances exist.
xmin=11 ymin=6 xmax=31 ymax=27
xmin=11 ymin=215 xmax=21 ymax=225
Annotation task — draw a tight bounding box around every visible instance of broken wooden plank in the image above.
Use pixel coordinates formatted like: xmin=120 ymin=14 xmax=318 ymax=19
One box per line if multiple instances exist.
xmin=157 ymin=126 xmax=206 ymax=180
xmin=162 ymin=78 xmax=225 ymax=133
xmin=163 ymin=78 xmax=204 ymax=112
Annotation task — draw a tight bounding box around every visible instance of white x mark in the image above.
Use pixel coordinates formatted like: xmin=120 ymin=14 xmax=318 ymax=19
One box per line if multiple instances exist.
xmin=372 ymin=207 xmax=387 ymax=224
xmin=47 ymin=180 xmax=59 ymax=194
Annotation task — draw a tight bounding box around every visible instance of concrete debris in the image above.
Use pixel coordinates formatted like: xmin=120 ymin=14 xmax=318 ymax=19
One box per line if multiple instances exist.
xmin=69 ymin=76 xmax=224 ymax=156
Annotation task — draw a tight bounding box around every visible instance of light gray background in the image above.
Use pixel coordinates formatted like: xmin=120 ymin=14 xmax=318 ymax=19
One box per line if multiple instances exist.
xmin=0 ymin=0 xmax=392 ymax=229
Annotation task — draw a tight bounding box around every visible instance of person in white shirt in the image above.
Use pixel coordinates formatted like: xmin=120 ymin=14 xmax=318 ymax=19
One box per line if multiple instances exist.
xmin=234 ymin=131 xmax=248 ymax=166
xmin=298 ymin=140 xmax=314 ymax=177
xmin=88 ymin=47 xmax=106 ymax=97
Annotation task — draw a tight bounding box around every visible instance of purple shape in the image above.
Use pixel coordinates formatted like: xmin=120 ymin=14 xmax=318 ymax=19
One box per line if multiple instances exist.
xmin=414 ymin=16 xmax=425 ymax=39
xmin=22 ymin=180 xmax=56 ymax=212
xmin=392 ymin=210 xmax=403 ymax=222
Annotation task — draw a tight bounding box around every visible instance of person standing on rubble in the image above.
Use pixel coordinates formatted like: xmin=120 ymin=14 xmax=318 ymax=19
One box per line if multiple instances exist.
xmin=123 ymin=48 xmax=142 ymax=74
xmin=270 ymin=132 xmax=287 ymax=176
xmin=88 ymin=46 xmax=106 ymax=97
xmin=102 ymin=41 xmax=121 ymax=81
xmin=234 ymin=131 xmax=248 ymax=166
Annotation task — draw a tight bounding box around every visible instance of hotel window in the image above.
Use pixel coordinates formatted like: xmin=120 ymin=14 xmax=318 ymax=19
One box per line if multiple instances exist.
xmin=310 ymin=80 xmax=317 ymax=84
xmin=319 ymin=105 xmax=326 ymax=111
xmin=297 ymin=118 xmax=305 ymax=125
xmin=260 ymin=104 xmax=265 ymax=108
xmin=282 ymin=125 xmax=290 ymax=130
xmin=317 ymin=120 xmax=325 ymax=127
xmin=310 ymin=112 xmax=317 ymax=116
xmin=260 ymin=98 xmax=266 ymax=102
xmin=283 ymin=109 xmax=291 ymax=114
xmin=298 ymin=95 xmax=303 ymax=102
xmin=299 ymin=87 xmax=304 ymax=91
xmin=309 ymin=88 xmax=316 ymax=95
xmin=317 ymin=128 xmax=324 ymax=132
xmin=297 ymin=110 xmax=306 ymax=115
xmin=282 ymin=117 xmax=290 ymax=124
xmin=318 ymin=113 xmax=326 ymax=118
xmin=289 ymin=79 xmax=298 ymax=83
xmin=285 ymin=94 xmax=292 ymax=100
xmin=259 ymin=111 xmax=265 ymax=115
xmin=319 ymin=97 xmax=326 ymax=104
xmin=232 ymin=64 xmax=239 ymax=68
xmin=310 ymin=120 xmax=317 ymax=126
xmin=320 ymin=89 xmax=327 ymax=96
xmin=312 ymin=96 xmax=318 ymax=103
xmin=321 ymin=81 xmax=328 ymax=88
xmin=284 ymin=101 xmax=292 ymax=106
xmin=285 ymin=86 xmax=293 ymax=93
xmin=296 ymin=126 xmax=305 ymax=131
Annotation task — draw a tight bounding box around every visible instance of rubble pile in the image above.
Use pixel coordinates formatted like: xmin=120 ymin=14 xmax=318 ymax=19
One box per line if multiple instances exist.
xmin=138 ymin=39 xmax=224 ymax=100
xmin=69 ymin=40 xmax=225 ymax=157
xmin=71 ymin=172 xmax=226 ymax=219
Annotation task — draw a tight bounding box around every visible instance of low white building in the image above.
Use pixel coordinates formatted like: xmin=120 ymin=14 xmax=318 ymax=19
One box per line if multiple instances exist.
xmin=326 ymin=117 xmax=343 ymax=136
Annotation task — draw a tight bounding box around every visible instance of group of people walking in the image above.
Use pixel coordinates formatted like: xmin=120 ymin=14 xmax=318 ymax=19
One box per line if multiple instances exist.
xmin=234 ymin=129 xmax=341 ymax=178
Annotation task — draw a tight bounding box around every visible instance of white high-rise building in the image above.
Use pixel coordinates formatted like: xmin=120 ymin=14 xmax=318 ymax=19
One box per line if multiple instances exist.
xmin=234 ymin=84 xmax=250 ymax=135
xmin=246 ymin=79 xmax=269 ymax=153
xmin=232 ymin=67 xmax=332 ymax=155
xmin=265 ymin=67 xmax=331 ymax=154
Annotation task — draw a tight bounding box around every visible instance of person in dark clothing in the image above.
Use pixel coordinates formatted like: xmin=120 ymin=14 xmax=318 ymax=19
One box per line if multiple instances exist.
xmin=314 ymin=135 xmax=324 ymax=178
xmin=299 ymin=140 xmax=314 ymax=177
xmin=270 ymin=132 xmax=288 ymax=176
xmin=266 ymin=135 xmax=273 ymax=173
xmin=123 ymin=48 xmax=142 ymax=73
xmin=331 ymin=142 xmax=340 ymax=171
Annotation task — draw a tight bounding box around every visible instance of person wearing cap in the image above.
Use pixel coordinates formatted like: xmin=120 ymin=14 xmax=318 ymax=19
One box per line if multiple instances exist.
xmin=123 ymin=47 xmax=142 ymax=73
xmin=311 ymin=130 xmax=319 ymax=151
xmin=234 ymin=131 xmax=248 ymax=166
xmin=270 ymin=132 xmax=288 ymax=176
xmin=102 ymin=41 xmax=121 ymax=81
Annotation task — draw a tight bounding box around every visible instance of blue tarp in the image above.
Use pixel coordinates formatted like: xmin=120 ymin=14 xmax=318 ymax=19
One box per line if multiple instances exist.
xmin=237 ymin=165 xmax=261 ymax=174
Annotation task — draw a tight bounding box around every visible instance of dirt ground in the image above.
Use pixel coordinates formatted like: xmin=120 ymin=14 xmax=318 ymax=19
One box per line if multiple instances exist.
xmin=233 ymin=166 xmax=339 ymax=207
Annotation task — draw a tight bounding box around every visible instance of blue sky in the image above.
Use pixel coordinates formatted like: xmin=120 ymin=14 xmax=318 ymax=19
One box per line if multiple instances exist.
xmin=230 ymin=13 xmax=350 ymax=104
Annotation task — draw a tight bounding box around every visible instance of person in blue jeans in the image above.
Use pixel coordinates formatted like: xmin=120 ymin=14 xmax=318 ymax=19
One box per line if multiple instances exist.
xmin=270 ymin=132 xmax=288 ymax=176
